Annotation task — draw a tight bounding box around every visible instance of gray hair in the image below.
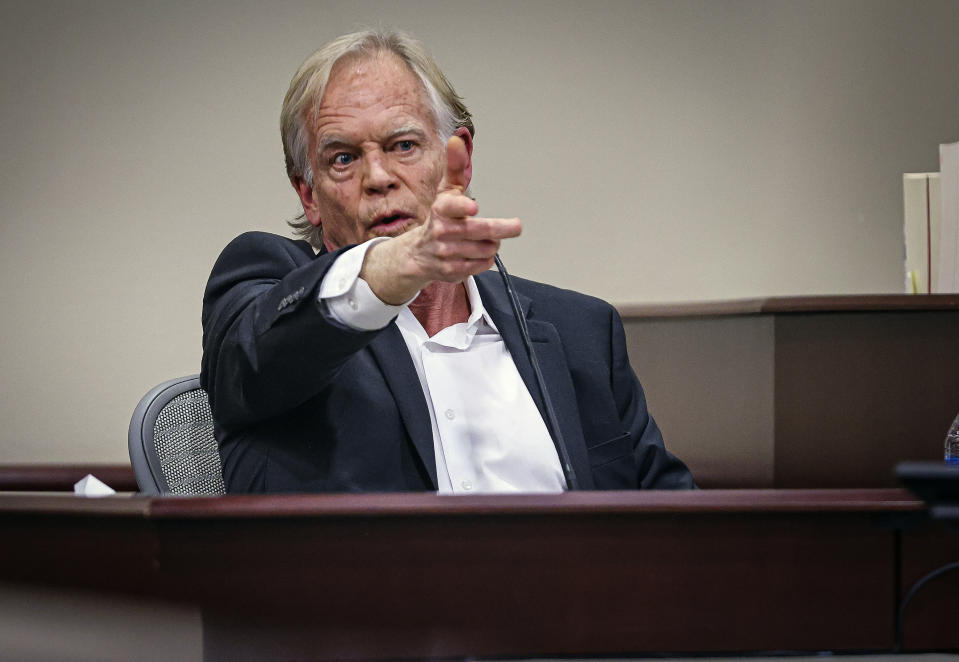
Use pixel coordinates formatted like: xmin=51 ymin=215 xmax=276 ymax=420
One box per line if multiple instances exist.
xmin=281 ymin=28 xmax=474 ymax=249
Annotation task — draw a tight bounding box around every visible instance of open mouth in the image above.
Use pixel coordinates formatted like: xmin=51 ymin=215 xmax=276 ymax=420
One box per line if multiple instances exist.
xmin=370 ymin=212 xmax=412 ymax=235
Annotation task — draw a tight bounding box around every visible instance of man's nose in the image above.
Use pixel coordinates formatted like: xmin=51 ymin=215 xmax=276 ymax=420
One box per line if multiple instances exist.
xmin=362 ymin=151 xmax=398 ymax=194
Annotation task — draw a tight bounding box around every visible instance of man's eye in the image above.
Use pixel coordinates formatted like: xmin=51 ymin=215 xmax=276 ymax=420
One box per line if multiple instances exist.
xmin=332 ymin=153 xmax=354 ymax=166
xmin=396 ymin=140 xmax=414 ymax=152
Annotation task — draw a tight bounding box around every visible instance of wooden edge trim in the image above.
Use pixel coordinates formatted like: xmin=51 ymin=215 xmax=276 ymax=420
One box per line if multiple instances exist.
xmin=0 ymin=464 xmax=137 ymax=492
xmin=617 ymin=294 xmax=959 ymax=319
xmin=144 ymin=488 xmax=925 ymax=519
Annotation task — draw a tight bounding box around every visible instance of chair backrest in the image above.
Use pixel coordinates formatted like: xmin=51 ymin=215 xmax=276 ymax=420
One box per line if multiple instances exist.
xmin=128 ymin=375 xmax=225 ymax=496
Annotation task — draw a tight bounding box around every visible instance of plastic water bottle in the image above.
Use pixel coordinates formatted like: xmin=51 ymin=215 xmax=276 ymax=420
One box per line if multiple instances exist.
xmin=946 ymin=412 xmax=959 ymax=464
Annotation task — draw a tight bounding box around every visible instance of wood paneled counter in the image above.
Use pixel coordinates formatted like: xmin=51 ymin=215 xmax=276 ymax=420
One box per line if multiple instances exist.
xmin=1 ymin=489 xmax=957 ymax=660
xmin=618 ymin=295 xmax=959 ymax=488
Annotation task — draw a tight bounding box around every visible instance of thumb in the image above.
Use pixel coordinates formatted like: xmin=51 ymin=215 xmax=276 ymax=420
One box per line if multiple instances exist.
xmin=440 ymin=135 xmax=469 ymax=193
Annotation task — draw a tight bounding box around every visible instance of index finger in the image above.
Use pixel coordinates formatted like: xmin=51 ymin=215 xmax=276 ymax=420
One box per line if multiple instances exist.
xmin=466 ymin=217 xmax=522 ymax=241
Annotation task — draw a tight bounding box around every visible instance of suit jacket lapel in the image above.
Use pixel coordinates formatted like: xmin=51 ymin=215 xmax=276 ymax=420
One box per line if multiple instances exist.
xmin=476 ymin=273 xmax=594 ymax=489
xmin=367 ymin=324 xmax=437 ymax=489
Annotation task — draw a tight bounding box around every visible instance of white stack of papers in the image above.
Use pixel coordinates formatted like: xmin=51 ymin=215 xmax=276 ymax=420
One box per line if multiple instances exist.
xmin=902 ymin=172 xmax=939 ymax=293
xmin=902 ymin=140 xmax=959 ymax=293
xmin=938 ymin=140 xmax=959 ymax=292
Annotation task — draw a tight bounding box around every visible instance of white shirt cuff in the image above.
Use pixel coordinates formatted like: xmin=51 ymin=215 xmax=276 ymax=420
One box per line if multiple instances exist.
xmin=318 ymin=238 xmax=416 ymax=331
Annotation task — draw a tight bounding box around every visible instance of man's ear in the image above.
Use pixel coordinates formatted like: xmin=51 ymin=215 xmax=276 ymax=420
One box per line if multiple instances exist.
xmin=453 ymin=126 xmax=473 ymax=189
xmin=292 ymin=177 xmax=323 ymax=227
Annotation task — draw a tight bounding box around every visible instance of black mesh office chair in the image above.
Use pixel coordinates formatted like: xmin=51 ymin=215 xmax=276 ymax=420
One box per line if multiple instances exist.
xmin=128 ymin=375 xmax=225 ymax=495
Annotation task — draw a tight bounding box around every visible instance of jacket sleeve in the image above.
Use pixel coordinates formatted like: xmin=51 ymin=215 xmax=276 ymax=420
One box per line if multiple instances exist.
xmin=200 ymin=232 xmax=382 ymax=428
xmin=609 ymin=307 xmax=697 ymax=489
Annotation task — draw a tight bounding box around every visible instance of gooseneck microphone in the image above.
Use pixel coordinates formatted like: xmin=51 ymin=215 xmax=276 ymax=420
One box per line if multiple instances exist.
xmin=493 ymin=254 xmax=580 ymax=491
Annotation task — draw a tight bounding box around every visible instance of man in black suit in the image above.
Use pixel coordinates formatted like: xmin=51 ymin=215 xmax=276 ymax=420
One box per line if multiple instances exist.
xmin=201 ymin=28 xmax=694 ymax=493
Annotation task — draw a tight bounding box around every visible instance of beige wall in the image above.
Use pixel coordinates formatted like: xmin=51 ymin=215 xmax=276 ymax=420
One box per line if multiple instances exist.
xmin=2 ymin=0 xmax=958 ymax=464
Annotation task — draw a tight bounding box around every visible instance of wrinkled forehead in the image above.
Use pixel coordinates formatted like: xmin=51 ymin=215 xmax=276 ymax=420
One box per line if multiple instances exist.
xmin=316 ymin=51 xmax=437 ymax=129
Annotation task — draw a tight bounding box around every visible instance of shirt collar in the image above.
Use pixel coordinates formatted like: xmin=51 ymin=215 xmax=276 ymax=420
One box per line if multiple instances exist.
xmin=396 ymin=276 xmax=498 ymax=349
xmin=464 ymin=275 xmax=498 ymax=334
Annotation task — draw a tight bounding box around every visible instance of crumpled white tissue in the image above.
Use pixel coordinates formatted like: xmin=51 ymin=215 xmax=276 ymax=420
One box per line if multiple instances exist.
xmin=73 ymin=474 xmax=116 ymax=497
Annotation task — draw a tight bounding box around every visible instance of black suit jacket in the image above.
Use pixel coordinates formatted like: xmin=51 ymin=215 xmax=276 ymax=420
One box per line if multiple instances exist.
xmin=201 ymin=231 xmax=694 ymax=492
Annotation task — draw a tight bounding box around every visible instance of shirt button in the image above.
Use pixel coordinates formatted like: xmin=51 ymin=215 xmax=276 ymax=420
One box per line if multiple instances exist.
xmin=461 ymin=480 xmax=473 ymax=491
xmin=444 ymin=409 xmax=455 ymax=420
xmin=348 ymin=297 xmax=357 ymax=310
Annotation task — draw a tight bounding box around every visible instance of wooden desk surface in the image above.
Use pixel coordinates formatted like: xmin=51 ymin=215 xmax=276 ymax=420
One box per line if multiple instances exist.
xmin=2 ymin=489 xmax=956 ymax=660
xmin=617 ymin=293 xmax=959 ymax=318
xmin=0 ymin=487 xmax=926 ymax=517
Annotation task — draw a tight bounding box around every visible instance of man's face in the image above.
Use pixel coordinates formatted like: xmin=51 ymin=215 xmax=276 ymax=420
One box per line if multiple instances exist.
xmin=298 ymin=53 xmax=446 ymax=251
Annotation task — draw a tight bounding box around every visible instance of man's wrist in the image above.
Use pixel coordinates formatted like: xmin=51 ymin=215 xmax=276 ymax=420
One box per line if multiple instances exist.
xmin=360 ymin=238 xmax=429 ymax=305
xmin=318 ymin=239 xmax=413 ymax=331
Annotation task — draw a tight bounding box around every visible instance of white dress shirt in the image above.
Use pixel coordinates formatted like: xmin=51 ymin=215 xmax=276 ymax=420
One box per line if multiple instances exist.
xmin=318 ymin=239 xmax=565 ymax=494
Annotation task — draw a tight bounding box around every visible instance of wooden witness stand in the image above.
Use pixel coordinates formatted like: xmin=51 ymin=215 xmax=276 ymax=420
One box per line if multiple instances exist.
xmin=1 ymin=489 xmax=958 ymax=660
xmin=3 ymin=295 xmax=959 ymax=659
